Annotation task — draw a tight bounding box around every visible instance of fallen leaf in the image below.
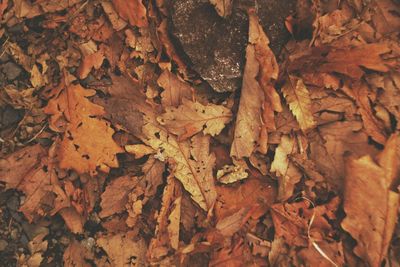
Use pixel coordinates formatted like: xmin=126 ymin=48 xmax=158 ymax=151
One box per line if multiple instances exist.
xmin=353 ymin=81 xmax=387 ymax=144
xmin=215 ymin=178 xmax=276 ymax=221
xmin=216 ymin=160 xmax=248 ymax=184
xmin=270 ymin=135 xmax=303 ymax=201
xmin=99 ymin=176 xmax=138 ymax=218
xmin=157 ymin=99 xmax=232 ymax=141
xmin=44 ymin=78 xmax=123 ymax=175
xmin=342 ymin=134 xmax=399 ymax=267
xmin=310 ymin=120 xmax=379 ymax=190
xmin=17 ymin=232 xmax=48 ymax=267
xmin=157 ymin=69 xmax=193 ymax=108
xmin=271 ymin=197 xmax=339 ymax=247
xmin=231 ymin=10 xmax=281 ymax=158
xmin=59 ymin=207 xmax=85 ymax=234
xmin=0 ymin=144 xmax=45 ymax=189
xmin=371 ymin=0 xmax=400 ymax=35
xmin=0 ymin=0 xmax=8 ymax=20
xmin=101 ymin=1 xmax=127 ymax=31
xmin=142 ymin=120 xmax=217 ymax=211
xmin=112 ymin=0 xmax=148 ymax=28
xmin=97 ymin=232 xmax=147 ymax=266
xmin=77 ymin=41 xmax=105 ymax=79
xmin=282 ymin=76 xmax=316 ymax=132
xmin=63 ymin=239 xmax=94 ymax=267
xmin=148 ymin=173 xmax=181 ymax=261
xmin=210 ymin=0 xmax=232 ymax=17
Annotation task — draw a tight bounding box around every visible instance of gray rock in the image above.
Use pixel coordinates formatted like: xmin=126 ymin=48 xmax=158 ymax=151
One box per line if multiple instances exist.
xmin=2 ymin=61 xmax=22 ymax=80
xmin=170 ymin=0 xmax=296 ymax=92
xmin=6 ymin=195 xmax=20 ymax=211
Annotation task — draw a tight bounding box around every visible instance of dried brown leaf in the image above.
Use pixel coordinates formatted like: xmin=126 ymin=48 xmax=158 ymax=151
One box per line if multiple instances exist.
xmin=157 ymin=99 xmax=232 ymax=141
xmin=342 ymin=134 xmax=400 ymax=267
xmin=44 ymin=79 xmax=123 ymax=175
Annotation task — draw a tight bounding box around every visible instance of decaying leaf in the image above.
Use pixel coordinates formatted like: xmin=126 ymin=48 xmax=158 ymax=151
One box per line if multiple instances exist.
xmin=282 ymin=76 xmax=316 ymax=132
xmin=112 ymin=0 xmax=148 ymax=28
xmin=44 ymin=78 xmax=123 ymax=175
xmin=63 ymin=239 xmax=94 ymax=267
xmin=77 ymin=41 xmax=105 ymax=79
xmin=210 ymin=0 xmax=233 ymax=17
xmin=148 ymin=173 xmax=182 ymax=261
xmin=97 ymin=232 xmax=147 ymax=266
xmin=157 ymin=69 xmax=193 ymax=108
xmin=99 ymin=176 xmax=138 ymax=218
xmin=231 ymin=10 xmax=281 ymax=158
xmin=216 ymin=159 xmax=248 ymax=184
xmin=142 ymin=121 xmax=217 ymax=211
xmin=17 ymin=233 xmax=48 ymax=267
xmin=157 ymin=99 xmax=231 ymax=141
xmin=270 ymin=135 xmax=303 ymax=201
xmin=342 ymin=134 xmax=400 ymax=267
xmin=271 ymin=197 xmax=339 ymax=247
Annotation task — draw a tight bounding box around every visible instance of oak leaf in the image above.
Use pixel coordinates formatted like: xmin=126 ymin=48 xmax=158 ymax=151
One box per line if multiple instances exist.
xmin=341 ymin=134 xmax=399 ymax=267
xmin=157 ymin=98 xmax=232 ymax=141
xmin=0 ymin=145 xmax=70 ymax=223
xmin=157 ymin=69 xmax=193 ymax=108
xmin=282 ymin=76 xmax=316 ymax=132
xmin=44 ymin=80 xmax=123 ymax=175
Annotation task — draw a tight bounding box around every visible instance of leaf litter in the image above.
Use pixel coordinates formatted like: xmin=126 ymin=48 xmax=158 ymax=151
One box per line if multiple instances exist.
xmin=0 ymin=0 xmax=400 ymax=266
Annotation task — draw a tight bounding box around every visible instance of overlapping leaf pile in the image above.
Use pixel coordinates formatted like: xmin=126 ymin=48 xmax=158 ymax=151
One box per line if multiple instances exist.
xmin=1 ymin=0 xmax=400 ymax=266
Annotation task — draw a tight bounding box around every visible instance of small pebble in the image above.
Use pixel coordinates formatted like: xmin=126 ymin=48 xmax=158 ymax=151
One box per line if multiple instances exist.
xmin=10 ymin=228 xmax=19 ymax=240
xmin=2 ymin=61 xmax=22 ymax=80
xmin=82 ymin=237 xmax=95 ymax=250
xmin=0 ymin=240 xmax=8 ymax=251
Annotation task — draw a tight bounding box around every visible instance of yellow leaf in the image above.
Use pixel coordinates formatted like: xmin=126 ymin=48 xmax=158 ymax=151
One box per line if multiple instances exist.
xmin=282 ymin=76 xmax=316 ymax=132
xmin=157 ymin=98 xmax=232 ymax=141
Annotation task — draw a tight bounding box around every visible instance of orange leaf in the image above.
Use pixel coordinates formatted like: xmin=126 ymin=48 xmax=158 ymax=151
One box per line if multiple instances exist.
xmin=112 ymin=0 xmax=148 ymax=27
xmin=342 ymin=134 xmax=399 ymax=267
xmin=45 ymin=79 xmax=123 ymax=175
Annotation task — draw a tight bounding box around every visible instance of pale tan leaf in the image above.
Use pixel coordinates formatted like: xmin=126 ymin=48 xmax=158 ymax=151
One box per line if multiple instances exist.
xmin=157 ymin=98 xmax=231 ymax=141
xmin=210 ymin=0 xmax=233 ymax=17
xmin=270 ymin=135 xmax=302 ymax=201
xmin=282 ymin=76 xmax=316 ymax=132
xmin=142 ymin=121 xmax=217 ymax=211
xmin=216 ymin=160 xmax=248 ymax=184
